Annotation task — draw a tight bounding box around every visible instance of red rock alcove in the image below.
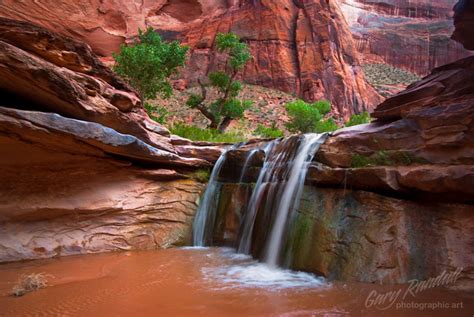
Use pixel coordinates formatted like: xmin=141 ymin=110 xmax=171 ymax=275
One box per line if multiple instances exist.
xmin=159 ymin=0 xmax=203 ymax=23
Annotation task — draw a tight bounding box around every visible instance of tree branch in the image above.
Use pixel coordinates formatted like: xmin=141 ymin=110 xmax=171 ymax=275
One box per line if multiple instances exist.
xmin=195 ymin=78 xmax=218 ymax=128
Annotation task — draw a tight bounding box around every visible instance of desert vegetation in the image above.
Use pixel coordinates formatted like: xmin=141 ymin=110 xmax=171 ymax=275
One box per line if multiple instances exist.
xmin=113 ymin=27 xmax=188 ymax=102
xmin=185 ymin=33 xmax=252 ymax=132
xmin=11 ymin=273 xmax=51 ymax=297
xmin=112 ymin=29 xmax=375 ymax=141
xmin=363 ymin=63 xmax=421 ymax=97
xmin=351 ymin=150 xmax=427 ymax=168
xmin=253 ymin=123 xmax=284 ymax=138
xmin=285 ymin=100 xmax=337 ymax=134
xmin=170 ymin=124 xmax=247 ymax=143
xmin=345 ymin=112 xmax=371 ymax=127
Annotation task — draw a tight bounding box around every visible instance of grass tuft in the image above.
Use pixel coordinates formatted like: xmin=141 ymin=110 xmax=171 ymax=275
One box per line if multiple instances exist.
xmin=253 ymin=123 xmax=284 ymax=138
xmin=170 ymin=123 xmax=247 ymax=143
xmin=190 ymin=169 xmax=211 ymax=183
xmin=345 ymin=112 xmax=371 ymax=127
xmin=11 ymin=273 xmax=51 ymax=297
xmin=351 ymin=151 xmax=427 ymax=168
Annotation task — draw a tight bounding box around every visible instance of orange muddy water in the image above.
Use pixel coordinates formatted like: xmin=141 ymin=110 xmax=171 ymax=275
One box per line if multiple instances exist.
xmin=0 ymin=248 xmax=472 ymax=316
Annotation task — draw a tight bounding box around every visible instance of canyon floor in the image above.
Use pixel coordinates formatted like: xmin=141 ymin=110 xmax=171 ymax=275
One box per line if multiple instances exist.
xmin=152 ymin=62 xmax=421 ymax=134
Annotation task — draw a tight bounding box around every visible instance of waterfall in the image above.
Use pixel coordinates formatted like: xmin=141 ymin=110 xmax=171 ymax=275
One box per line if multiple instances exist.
xmin=263 ymin=134 xmax=326 ymax=266
xmin=238 ymin=149 xmax=258 ymax=183
xmin=193 ymin=133 xmax=327 ymax=268
xmin=237 ymin=140 xmax=280 ymax=254
xmin=193 ymin=145 xmax=238 ymax=246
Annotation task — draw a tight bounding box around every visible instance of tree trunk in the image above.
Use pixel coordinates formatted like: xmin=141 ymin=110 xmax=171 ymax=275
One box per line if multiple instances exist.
xmin=218 ymin=117 xmax=233 ymax=132
xmin=209 ymin=121 xmax=219 ymax=129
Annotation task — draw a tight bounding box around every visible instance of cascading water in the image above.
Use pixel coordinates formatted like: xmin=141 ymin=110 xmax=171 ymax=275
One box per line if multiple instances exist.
xmin=263 ymin=134 xmax=327 ymax=266
xmin=238 ymin=149 xmax=258 ymax=183
xmin=193 ymin=145 xmax=238 ymax=246
xmin=193 ymin=133 xmax=327 ymax=269
xmin=237 ymin=141 xmax=280 ymax=254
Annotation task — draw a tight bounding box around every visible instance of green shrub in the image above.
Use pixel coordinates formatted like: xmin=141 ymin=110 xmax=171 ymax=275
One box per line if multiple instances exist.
xmin=351 ymin=154 xmax=372 ymax=168
xmin=351 ymin=150 xmax=426 ymax=168
xmin=285 ymin=99 xmax=335 ymax=133
xmin=113 ymin=28 xmax=188 ymax=101
xmin=144 ymin=103 xmax=168 ymax=124
xmin=315 ymin=118 xmax=338 ymax=133
xmin=345 ymin=112 xmax=371 ymax=127
xmin=253 ymin=123 xmax=284 ymax=138
xmin=315 ymin=100 xmax=331 ymax=115
xmin=187 ymin=33 xmax=252 ymax=132
xmin=170 ymin=123 xmax=246 ymax=143
xmin=190 ymin=169 xmax=211 ymax=183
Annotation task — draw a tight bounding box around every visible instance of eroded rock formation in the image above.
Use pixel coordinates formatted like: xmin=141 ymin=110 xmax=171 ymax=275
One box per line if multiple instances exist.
xmin=211 ymin=62 xmax=474 ymax=283
xmin=0 ymin=0 xmax=382 ymax=117
xmin=337 ymin=0 xmax=473 ymax=75
xmin=209 ymin=2 xmax=474 ymax=285
xmin=0 ymin=18 xmax=226 ymax=262
xmin=453 ymin=0 xmax=474 ymax=50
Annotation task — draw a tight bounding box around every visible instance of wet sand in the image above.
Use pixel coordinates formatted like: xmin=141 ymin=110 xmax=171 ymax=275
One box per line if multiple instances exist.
xmin=0 ymin=248 xmax=472 ymax=316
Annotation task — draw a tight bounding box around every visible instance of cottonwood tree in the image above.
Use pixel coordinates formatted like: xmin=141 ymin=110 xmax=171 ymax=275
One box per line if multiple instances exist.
xmin=186 ymin=33 xmax=252 ymax=132
xmin=285 ymin=99 xmax=337 ymax=133
xmin=113 ymin=27 xmax=188 ymax=101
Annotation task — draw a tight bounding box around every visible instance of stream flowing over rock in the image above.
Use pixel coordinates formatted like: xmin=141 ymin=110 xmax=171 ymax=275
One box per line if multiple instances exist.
xmin=0 ymin=0 xmax=472 ymax=292
xmin=192 ymin=1 xmax=474 ymax=287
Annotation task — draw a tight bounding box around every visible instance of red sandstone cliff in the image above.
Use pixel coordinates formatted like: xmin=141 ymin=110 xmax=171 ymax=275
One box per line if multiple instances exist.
xmin=0 ymin=0 xmax=382 ymax=117
xmin=337 ymin=0 xmax=473 ymax=75
xmin=0 ymin=18 xmax=224 ymax=262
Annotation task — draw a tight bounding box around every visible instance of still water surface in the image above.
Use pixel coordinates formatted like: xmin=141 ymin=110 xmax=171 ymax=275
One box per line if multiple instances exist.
xmin=0 ymin=248 xmax=471 ymax=316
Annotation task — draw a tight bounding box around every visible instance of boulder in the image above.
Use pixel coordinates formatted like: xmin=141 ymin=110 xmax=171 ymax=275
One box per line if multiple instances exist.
xmin=453 ymin=0 xmax=474 ymax=50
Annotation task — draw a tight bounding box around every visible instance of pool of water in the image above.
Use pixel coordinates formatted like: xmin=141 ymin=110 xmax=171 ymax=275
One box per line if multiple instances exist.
xmin=0 ymin=248 xmax=472 ymax=316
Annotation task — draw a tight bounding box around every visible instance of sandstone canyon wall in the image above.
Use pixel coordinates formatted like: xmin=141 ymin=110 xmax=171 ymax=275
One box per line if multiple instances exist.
xmin=209 ymin=54 xmax=474 ymax=286
xmin=337 ymin=0 xmax=474 ymax=75
xmin=0 ymin=18 xmax=227 ymax=262
xmin=205 ymin=1 xmax=474 ymax=286
xmin=0 ymin=0 xmax=382 ymax=117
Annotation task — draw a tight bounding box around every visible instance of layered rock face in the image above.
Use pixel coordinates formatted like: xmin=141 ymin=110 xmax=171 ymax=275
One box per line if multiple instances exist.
xmin=306 ymin=60 xmax=473 ymax=284
xmin=0 ymin=18 xmax=228 ymax=262
xmin=209 ymin=11 xmax=474 ymax=285
xmin=453 ymin=0 xmax=474 ymax=50
xmin=0 ymin=0 xmax=382 ymax=117
xmin=208 ymin=1 xmax=474 ymax=286
xmin=210 ymin=183 xmax=472 ymax=288
xmin=178 ymin=0 xmax=383 ymax=116
xmin=337 ymin=0 xmax=473 ymax=75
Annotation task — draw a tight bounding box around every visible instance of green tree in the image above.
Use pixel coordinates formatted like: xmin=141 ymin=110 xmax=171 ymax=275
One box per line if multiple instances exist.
xmin=253 ymin=123 xmax=284 ymax=138
xmin=345 ymin=111 xmax=371 ymax=127
xmin=144 ymin=103 xmax=168 ymax=124
xmin=186 ymin=33 xmax=252 ymax=132
xmin=113 ymin=27 xmax=188 ymax=101
xmin=285 ymin=99 xmax=336 ymax=133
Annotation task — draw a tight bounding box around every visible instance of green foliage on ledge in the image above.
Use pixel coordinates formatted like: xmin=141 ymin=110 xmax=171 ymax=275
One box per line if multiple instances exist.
xmin=351 ymin=151 xmax=427 ymax=168
xmin=186 ymin=33 xmax=252 ymax=132
xmin=190 ymin=169 xmax=212 ymax=183
xmin=144 ymin=103 xmax=168 ymax=124
xmin=285 ymin=99 xmax=337 ymax=133
xmin=253 ymin=123 xmax=284 ymax=138
xmin=345 ymin=112 xmax=371 ymax=127
xmin=170 ymin=123 xmax=247 ymax=143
